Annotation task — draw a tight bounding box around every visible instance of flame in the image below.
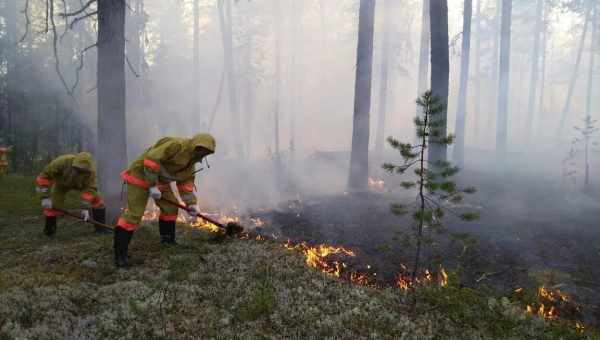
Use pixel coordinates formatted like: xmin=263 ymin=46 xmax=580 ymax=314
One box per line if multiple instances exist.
xmin=394 ymin=265 xmax=448 ymax=290
xmin=368 ymin=177 xmax=386 ymax=192
xmin=284 ymin=240 xmax=355 ymax=277
xmin=524 ymin=286 xmax=574 ymax=321
xmin=576 ymin=321 xmax=585 ymax=333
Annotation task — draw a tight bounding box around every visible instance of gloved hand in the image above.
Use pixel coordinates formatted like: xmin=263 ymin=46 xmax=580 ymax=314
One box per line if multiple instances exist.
xmin=149 ymin=186 xmax=162 ymax=200
xmin=81 ymin=210 xmax=90 ymax=221
xmin=188 ymin=205 xmax=199 ymax=218
xmin=41 ymin=198 xmax=53 ymax=209
xmin=36 ymin=186 xmax=49 ymax=194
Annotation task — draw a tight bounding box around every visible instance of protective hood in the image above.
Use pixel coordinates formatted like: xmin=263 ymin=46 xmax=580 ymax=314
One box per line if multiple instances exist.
xmin=72 ymin=152 xmax=95 ymax=172
xmin=189 ymin=133 xmax=216 ymax=153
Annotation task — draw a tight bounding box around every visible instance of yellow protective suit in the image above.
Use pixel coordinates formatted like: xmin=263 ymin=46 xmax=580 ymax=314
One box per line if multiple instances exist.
xmin=35 ymin=152 xmax=104 ymax=217
xmin=117 ymin=133 xmax=216 ymax=231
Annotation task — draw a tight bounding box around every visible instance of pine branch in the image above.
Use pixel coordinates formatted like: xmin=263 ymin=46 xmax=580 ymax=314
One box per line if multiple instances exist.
xmin=60 ymin=0 xmax=96 ymax=17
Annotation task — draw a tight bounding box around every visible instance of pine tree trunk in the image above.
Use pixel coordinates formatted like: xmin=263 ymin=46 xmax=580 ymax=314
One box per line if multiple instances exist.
xmin=243 ymin=33 xmax=255 ymax=159
xmin=218 ymin=0 xmax=243 ymax=157
xmin=585 ymin=9 xmax=596 ymax=120
xmin=4 ymin=0 xmax=17 ymax=142
xmin=537 ymin=10 xmax=547 ymax=140
xmin=348 ymin=0 xmax=376 ymax=191
xmin=97 ymin=0 xmax=127 ymax=223
xmin=415 ymin=0 xmax=430 ymax=136
xmin=558 ymin=3 xmax=591 ymax=136
xmin=289 ymin=0 xmax=302 ymax=166
xmin=193 ymin=0 xmax=201 ymax=126
xmin=428 ymin=0 xmax=450 ymax=164
xmin=453 ymin=0 xmax=473 ymax=167
xmin=374 ymin=0 xmax=392 ymax=162
xmin=525 ymin=0 xmax=544 ymax=144
xmin=473 ymin=0 xmax=482 ymax=143
xmin=496 ymin=0 xmax=512 ymax=157
xmin=274 ymin=0 xmax=281 ymax=160
xmin=487 ymin=0 xmax=501 ymax=136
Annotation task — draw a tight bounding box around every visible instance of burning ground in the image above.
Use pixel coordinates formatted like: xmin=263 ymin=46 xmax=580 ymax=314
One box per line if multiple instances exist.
xmin=0 ymin=174 xmax=597 ymax=339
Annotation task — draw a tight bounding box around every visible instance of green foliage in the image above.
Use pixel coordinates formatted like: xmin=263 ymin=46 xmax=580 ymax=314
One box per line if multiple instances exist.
xmin=384 ymin=91 xmax=479 ymax=282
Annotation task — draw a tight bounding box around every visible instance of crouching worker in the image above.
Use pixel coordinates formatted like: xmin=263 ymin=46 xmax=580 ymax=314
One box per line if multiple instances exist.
xmin=35 ymin=152 xmax=106 ymax=237
xmin=115 ymin=133 xmax=216 ymax=267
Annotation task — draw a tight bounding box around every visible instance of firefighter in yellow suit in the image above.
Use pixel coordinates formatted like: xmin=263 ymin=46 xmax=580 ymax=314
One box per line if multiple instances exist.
xmin=115 ymin=133 xmax=216 ymax=267
xmin=0 ymin=145 xmax=11 ymax=176
xmin=35 ymin=152 xmax=106 ymax=236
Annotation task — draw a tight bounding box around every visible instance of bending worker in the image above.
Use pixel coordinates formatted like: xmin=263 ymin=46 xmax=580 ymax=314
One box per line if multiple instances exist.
xmin=35 ymin=152 xmax=106 ymax=236
xmin=115 ymin=133 xmax=216 ymax=267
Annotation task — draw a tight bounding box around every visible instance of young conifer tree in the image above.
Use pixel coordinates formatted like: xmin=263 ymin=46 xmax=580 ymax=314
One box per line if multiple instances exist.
xmin=384 ymin=91 xmax=479 ymax=284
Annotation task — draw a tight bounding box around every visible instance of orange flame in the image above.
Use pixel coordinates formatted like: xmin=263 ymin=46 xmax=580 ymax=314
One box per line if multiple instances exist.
xmin=368 ymin=177 xmax=386 ymax=192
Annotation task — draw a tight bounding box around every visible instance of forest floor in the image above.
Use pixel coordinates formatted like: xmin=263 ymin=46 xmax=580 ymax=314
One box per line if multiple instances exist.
xmin=0 ymin=174 xmax=597 ymax=339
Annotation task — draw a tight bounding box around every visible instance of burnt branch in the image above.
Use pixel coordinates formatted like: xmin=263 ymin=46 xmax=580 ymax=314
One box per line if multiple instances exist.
xmin=69 ymin=11 xmax=98 ymax=30
xmin=61 ymin=0 xmax=97 ymax=17
xmin=19 ymin=0 xmax=30 ymax=42
xmin=70 ymin=43 xmax=98 ymax=94
xmin=125 ymin=54 xmax=140 ymax=78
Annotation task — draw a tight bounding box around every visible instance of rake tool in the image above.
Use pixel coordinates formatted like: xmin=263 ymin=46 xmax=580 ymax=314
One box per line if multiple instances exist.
xmin=159 ymin=197 xmax=244 ymax=237
xmin=53 ymin=208 xmax=115 ymax=232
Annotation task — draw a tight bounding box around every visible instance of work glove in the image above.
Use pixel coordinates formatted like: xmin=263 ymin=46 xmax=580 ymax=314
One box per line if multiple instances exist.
xmin=187 ymin=205 xmax=199 ymax=218
xmin=81 ymin=210 xmax=90 ymax=222
xmin=149 ymin=186 xmax=162 ymax=200
xmin=41 ymin=198 xmax=53 ymax=209
xmin=36 ymin=186 xmax=49 ymax=195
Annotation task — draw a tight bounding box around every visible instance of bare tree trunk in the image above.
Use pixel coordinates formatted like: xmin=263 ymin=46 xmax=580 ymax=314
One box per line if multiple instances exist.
xmin=487 ymin=0 xmax=501 ymax=136
xmin=218 ymin=0 xmax=243 ymax=157
xmin=374 ymin=0 xmax=392 ymax=162
xmin=586 ymin=9 xmax=596 ymax=120
xmin=415 ymin=0 xmax=430 ymax=137
xmin=473 ymin=0 xmax=482 ymax=143
xmin=537 ymin=17 xmax=547 ymax=137
xmin=525 ymin=0 xmax=544 ymax=144
xmin=97 ymin=0 xmax=127 ymax=223
xmin=348 ymin=0 xmax=376 ymax=191
xmin=496 ymin=0 xmax=511 ymax=157
xmin=4 ymin=0 xmax=17 ymax=143
xmin=289 ymin=0 xmax=302 ymax=166
xmin=453 ymin=0 xmax=473 ymax=167
xmin=274 ymin=0 xmax=281 ymax=160
xmin=126 ymin=0 xmax=145 ymax=158
xmin=193 ymin=0 xmax=201 ymax=126
xmin=428 ymin=0 xmax=450 ymax=164
xmin=558 ymin=3 xmax=591 ymax=136
xmin=243 ymin=33 xmax=255 ymax=159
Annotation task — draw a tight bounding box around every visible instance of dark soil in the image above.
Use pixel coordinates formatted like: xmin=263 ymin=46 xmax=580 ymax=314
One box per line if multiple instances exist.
xmin=246 ymin=168 xmax=600 ymax=326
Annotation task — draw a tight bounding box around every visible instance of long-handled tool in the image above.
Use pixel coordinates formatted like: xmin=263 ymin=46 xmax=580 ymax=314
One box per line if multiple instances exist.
xmin=53 ymin=208 xmax=115 ymax=232
xmin=159 ymin=197 xmax=244 ymax=236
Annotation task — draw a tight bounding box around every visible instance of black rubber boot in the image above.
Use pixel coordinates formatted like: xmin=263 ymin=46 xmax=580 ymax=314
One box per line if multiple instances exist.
xmin=92 ymin=208 xmax=110 ymax=234
xmin=114 ymin=227 xmax=133 ymax=268
xmin=44 ymin=217 xmax=57 ymax=237
xmin=159 ymin=220 xmax=177 ymax=245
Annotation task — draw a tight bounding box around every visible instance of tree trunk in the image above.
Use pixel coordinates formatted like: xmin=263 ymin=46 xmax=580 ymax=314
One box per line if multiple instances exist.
xmin=496 ymin=0 xmax=511 ymax=157
xmin=193 ymin=0 xmax=201 ymax=126
xmin=558 ymin=3 xmax=591 ymax=136
xmin=374 ymin=0 xmax=392 ymax=162
xmin=487 ymin=0 xmax=501 ymax=135
xmin=532 ymin=6 xmax=548 ymax=140
xmin=125 ymin=0 xmax=145 ymax=158
xmin=289 ymin=0 xmax=302 ymax=166
xmin=348 ymin=0 xmax=376 ymax=191
xmin=218 ymin=0 xmax=243 ymax=157
xmin=4 ymin=0 xmax=17 ymax=142
xmin=243 ymin=33 xmax=255 ymax=159
xmin=453 ymin=0 xmax=473 ymax=167
xmin=415 ymin=0 xmax=430 ymax=137
xmin=97 ymin=0 xmax=127 ymax=223
xmin=428 ymin=0 xmax=450 ymax=164
xmin=585 ymin=8 xmax=596 ymax=120
xmin=525 ymin=0 xmax=544 ymax=144
xmin=274 ymin=0 xmax=281 ymax=160
xmin=473 ymin=0 xmax=482 ymax=143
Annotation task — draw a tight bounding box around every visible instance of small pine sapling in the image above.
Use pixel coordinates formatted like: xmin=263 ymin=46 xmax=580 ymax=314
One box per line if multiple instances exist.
xmin=564 ymin=116 xmax=599 ymax=191
xmin=383 ymin=91 xmax=479 ymax=285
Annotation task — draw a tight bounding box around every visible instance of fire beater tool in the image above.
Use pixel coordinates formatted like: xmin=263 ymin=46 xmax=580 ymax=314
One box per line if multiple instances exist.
xmin=53 ymin=208 xmax=115 ymax=232
xmin=159 ymin=197 xmax=244 ymax=236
